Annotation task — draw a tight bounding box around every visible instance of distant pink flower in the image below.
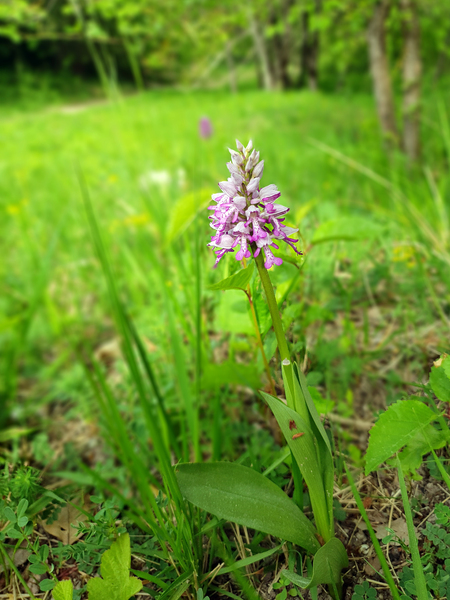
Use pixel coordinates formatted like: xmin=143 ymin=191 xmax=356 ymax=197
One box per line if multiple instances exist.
xmin=208 ymin=140 xmax=302 ymax=269
xmin=199 ymin=117 xmax=213 ymax=139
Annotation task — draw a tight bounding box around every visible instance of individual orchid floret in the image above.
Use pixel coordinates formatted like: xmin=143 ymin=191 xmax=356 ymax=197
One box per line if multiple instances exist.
xmin=207 ymin=141 xmax=302 ymax=269
xmin=252 ymin=160 xmax=264 ymax=179
xmin=228 ymin=148 xmax=244 ymax=165
xmin=254 ymin=236 xmax=283 ymax=269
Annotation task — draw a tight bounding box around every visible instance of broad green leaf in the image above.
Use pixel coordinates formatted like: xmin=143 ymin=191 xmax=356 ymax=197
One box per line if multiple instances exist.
xmin=40 ymin=579 xmax=55 ymax=592
xmin=3 ymin=507 xmax=16 ymax=523
xmin=209 ymin=263 xmax=254 ymax=292
xmin=87 ymin=534 xmax=142 ymax=600
xmin=17 ymin=498 xmax=28 ymax=518
xmin=261 ymin=392 xmax=331 ymax=541
xmin=176 ymin=462 xmax=320 ymax=555
xmin=365 ymin=400 xmax=439 ymax=475
xmin=166 ymin=188 xmax=211 ymax=242
xmin=282 ymin=538 xmax=348 ymax=588
xmin=430 ymin=363 xmax=450 ymax=402
xmin=312 ymin=217 xmax=382 ymax=244
xmin=442 ymin=356 xmax=450 ymax=380
xmin=53 ymin=580 xmax=74 ymax=600
xmin=29 ymin=564 xmax=48 ymax=575
xmin=389 ymin=426 xmax=447 ymax=480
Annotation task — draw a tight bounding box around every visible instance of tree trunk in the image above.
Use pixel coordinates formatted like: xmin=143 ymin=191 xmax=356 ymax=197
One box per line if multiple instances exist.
xmin=270 ymin=0 xmax=293 ymax=90
xmin=248 ymin=9 xmax=274 ymax=91
xmin=299 ymin=1 xmax=320 ymax=91
xmin=401 ymin=0 xmax=422 ymax=162
xmin=226 ymin=39 xmax=238 ymax=94
xmin=367 ymin=0 xmax=399 ymax=148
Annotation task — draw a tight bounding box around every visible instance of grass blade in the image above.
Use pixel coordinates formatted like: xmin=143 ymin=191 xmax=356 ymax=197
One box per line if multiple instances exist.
xmin=345 ymin=465 xmax=401 ymax=600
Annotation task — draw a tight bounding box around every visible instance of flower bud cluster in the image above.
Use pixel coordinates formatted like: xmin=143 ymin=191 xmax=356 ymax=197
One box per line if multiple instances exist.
xmin=208 ymin=140 xmax=302 ymax=268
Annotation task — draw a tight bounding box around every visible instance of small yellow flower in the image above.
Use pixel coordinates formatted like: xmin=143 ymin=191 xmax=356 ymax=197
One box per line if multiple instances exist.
xmin=392 ymin=245 xmax=416 ymax=268
xmin=122 ymin=213 xmax=150 ymax=228
xmin=6 ymin=199 xmax=27 ymax=215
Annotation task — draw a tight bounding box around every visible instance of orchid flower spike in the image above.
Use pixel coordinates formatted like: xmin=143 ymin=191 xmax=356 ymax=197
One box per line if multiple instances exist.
xmin=207 ymin=141 xmax=302 ymax=269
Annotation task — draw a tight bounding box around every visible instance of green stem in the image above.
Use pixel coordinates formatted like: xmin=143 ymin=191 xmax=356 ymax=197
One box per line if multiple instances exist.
xmin=253 ymin=249 xmax=294 ymax=394
xmin=397 ymin=458 xmax=428 ymax=600
xmin=245 ymin=285 xmax=276 ymax=396
xmin=0 ymin=542 xmax=37 ymax=599
xmin=345 ymin=466 xmax=401 ymax=600
xmin=431 ymin=449 xmax=450 ymax=492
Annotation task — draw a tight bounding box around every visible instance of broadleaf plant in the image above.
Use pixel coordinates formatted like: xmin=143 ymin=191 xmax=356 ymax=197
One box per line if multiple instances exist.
xmin=365 ymin=356 xmax=450 ymax=480
xmin=176 ymin=140 xmax=348 ymax=598
xmin=53 ymin=580 xmax=74 ymax=600
xmin=430 ymin=354 xmax=450 ymax=402
xmin=176 ymin=462 xmax=319 ymax=554
xmin=365 ymin=399 xmax=446 ymax=477
xmin=86 ymin=533 xmax=142 ymax=600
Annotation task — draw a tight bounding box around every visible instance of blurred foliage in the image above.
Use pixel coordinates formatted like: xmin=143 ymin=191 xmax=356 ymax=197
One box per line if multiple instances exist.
xmin=0 ymin=0 xmax=449 ymax=94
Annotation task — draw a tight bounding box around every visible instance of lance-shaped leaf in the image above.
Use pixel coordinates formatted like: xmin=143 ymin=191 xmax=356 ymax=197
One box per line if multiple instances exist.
xmin=282 ymin=537 xmax=348 ymax=589
xmin=295 ymin=363 xmax=332 ymax=455
xmin=261 ymin=393 xmax=332 ymax=541
xmin=365 ymin=400 xmax=439 ymax=475
xmin=208 ymin=263 xmax=254 ymax=292
xmin=176 ymin=462 xmax=320 ymax=555
xmin=294 ymin=364 xmax=335 ymax=531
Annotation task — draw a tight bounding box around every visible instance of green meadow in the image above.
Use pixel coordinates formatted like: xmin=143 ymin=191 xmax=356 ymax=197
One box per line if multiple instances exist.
xmin=2 ymin=90 xmax=448 ymax=417
xmin=1 ymin=88 xmax=450 ymax=598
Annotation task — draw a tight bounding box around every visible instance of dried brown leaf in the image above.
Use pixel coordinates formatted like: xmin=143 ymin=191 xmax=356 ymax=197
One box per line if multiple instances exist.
xmin=40 ymin=502 xmax=87 ymax=545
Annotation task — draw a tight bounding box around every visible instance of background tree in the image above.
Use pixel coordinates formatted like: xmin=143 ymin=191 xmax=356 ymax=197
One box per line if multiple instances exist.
xmin=367 ymin=0 xmax=399 ymax=148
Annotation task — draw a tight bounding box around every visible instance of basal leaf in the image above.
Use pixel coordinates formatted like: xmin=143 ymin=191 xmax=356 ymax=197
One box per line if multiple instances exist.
xmin=87 ymin=533 xmax=142 ymax=600
xmin=295 ymin=364 xmax=332 ymax=455
xmin=176 ymin=462 xmax=320 ymax=554
xmin=282 ymin=537 xmax=348 ymax=589
xmin=365 ymin=400 xmax=438 ymax=475
xmin=209 ymin=262 xmax=254 ymax=292
xmin=261 ymin=392 xmax=332 ymax=541
xmin=430 ymin=362 xmax=450 ymax=403
xmin=53 ymin=580 xmax=74 ymax=600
